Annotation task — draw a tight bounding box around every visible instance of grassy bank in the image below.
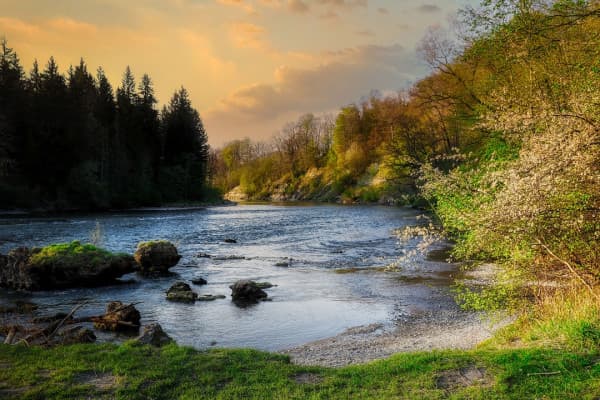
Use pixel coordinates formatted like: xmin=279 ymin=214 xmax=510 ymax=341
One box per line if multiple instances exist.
xmin=1 ymin=339 xmax=599 ymax=399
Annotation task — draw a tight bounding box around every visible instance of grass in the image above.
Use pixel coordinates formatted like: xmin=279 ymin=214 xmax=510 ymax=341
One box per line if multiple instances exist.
xmin=0 ymin=340 xmax=599 ymax=399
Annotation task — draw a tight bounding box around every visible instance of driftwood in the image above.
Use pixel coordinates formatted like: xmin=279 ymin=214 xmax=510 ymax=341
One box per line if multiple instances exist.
xmin=83 ymin=301 xmax=141 ymax=332
xmin=1 ymin=300 xmax=142 ymax=346
xmin=4 ymin=326 xmax=17 ymax=344
xmin=42 ymin=303 xmax=87 ymax=344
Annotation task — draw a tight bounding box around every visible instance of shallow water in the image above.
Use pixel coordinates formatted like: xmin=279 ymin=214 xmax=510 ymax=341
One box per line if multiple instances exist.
xmin=0 ymin=204 xmax=458 ymax=351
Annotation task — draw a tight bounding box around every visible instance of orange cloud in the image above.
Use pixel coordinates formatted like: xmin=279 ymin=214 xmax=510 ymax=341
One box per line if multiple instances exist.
xmin=229 ymin=22 xmax=270 ymax=50
xmin=205 ymin=43 xmax=421 ymax=145
xmin=216 ymin=0 xmax=255 ymax=13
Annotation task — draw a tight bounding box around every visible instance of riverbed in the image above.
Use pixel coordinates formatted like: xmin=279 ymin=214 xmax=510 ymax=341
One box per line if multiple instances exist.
xmin=0 ymin=204 xmax=477 ymax=353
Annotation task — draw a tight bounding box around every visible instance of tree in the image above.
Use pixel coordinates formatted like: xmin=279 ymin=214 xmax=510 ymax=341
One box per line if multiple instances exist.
xmin=0 ymin=38 xmax=24 ymax=182
xmin=161 ymin=87 xmax=209 ymax=200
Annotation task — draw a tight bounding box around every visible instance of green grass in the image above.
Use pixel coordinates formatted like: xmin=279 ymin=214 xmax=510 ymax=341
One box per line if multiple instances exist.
xmin=1 ymin=342 xmax=599 ymax=399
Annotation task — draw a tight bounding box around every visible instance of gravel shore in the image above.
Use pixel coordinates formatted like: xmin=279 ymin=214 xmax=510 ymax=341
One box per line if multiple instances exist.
xmin=281 ymin=264 xmax=512 ymax=367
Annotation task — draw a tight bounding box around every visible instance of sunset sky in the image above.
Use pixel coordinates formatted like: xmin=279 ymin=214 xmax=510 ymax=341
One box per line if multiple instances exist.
xmin=0 ymin=0 xmax=474 ymax=146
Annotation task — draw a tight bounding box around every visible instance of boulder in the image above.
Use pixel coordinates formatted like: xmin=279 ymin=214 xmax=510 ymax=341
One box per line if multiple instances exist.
xmin=0 ymin=242 xmax=136 ymax=291
xmin=224 ymin=238 xmax=237 ymax=244
xmin=197 ymin=294 xmax=226 ymax=301
xmin=191 ymin=277 xmax=207 ymax=285
xmin=255 ymin=282 xmax=275 ymax=289
xmin=166 ymin=281 xmax=198 ymax=302
xmin=135 ymin=323 xmax=173 ymax=347
xmin=93 ymin=301 xmax=141 ymax=332
xmin=58 ymin=326 xmax=96 ymax=345
xmin=134 ymin=241 xmax=181 ymax=274
xmin=229 ymin=280 xmax=268 ymax=302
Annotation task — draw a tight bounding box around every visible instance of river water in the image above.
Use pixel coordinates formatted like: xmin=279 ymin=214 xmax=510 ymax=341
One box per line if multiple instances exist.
xmin=0 ymin=204 xmax=457 ymax=351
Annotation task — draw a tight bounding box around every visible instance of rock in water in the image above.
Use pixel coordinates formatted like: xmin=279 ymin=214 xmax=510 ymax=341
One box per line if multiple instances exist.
xmin=224 ymin=238 xmax=237 ymax=244
xmin=134 ymin=241 xmax=181 ymax=274
xmin=166 ymin=281 xmax=198 ymax=302
xmin=0 ymin=242 xmax=136 ymax=291
xmin=255 ymin=282 xmax=275 ymax=289
xmin=191 ymin=277 xmax=207 ymax=285
xmin=197 ymin=294 xmax=226 ymax=301
xmin=135 ymin=323 xmax=173 ymax=347
xmin=93 ymin=301 xmax=141 ymax=332
xmin=229 ymin=280 xmax=268 ymax=302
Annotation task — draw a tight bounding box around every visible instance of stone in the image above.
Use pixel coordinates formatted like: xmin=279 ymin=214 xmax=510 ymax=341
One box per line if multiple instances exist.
xmin=58 ymin=326 xmax=96 ymax=345
xmin=135 ymin=323 xmax=173 ymax=347
xmin=191 ymin=277 xmax=207 ymax=285
xmin=93 ymin=301 xmax=141 ymax=332
xmin=196 ymin=294 xmax=226 ymax=301
xmin=255 ymin=282 xmax=275 ymax=289
xmin=166 ymin=281 xmax=198 ymax=302
xmin=0 ymin=243 xmax=136 ymax=291
xmin=224 ymin=238 xmax=237 ymax=244
xmin=229 ymin=280 xmax=268 ymax=302
xmin=134 ymin=241 xmax=181 ymax=274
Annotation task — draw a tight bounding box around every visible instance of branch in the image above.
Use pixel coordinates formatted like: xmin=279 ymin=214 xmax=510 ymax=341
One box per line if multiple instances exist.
xmin=43 ymin=302 xmax=87 ymax=344
xmin=536 ymin=239 xmax=599 ymax=302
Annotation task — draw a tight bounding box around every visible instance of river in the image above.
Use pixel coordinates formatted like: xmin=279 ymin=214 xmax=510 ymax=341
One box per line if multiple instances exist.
xmin=0 ymin=204 xmax=458 ymax=351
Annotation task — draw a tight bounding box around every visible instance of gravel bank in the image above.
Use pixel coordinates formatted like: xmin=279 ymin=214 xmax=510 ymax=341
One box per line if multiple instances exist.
xmin=281 ymin=309 xmax=511 ymax=367
xmin=281 ymin=264 xmax=512 ymax=367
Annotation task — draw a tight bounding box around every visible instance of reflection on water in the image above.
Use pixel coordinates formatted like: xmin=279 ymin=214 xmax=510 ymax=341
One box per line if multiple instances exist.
xmin=0 ymin=204 xmax=457 ymax=351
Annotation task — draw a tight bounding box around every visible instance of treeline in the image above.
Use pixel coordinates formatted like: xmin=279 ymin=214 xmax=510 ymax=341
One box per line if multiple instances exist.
xmin=213 ymin=0 xmax=600 ymax=288
xmin=211 ymin=96 xmax=425 ymax=202
xmin=0 ymin=40 xmax=210 ymax=210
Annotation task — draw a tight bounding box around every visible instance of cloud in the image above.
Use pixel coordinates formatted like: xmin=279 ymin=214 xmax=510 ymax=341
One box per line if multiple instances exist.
xmin=215 ymin=0 xmax=255 ymax=13
xmin=229 ymin=22 xmax=270 ymax=50
xmin=355 ymin=29 xmax=375 ymax=37
xmin=416 ymin=4 xmax=441 ymax=13
xmin=319 ymin=10 xmax=339 ymax=19
xmin=204 ymin=43 xmax=422 ymax=145
xmin=288 ymin=0 xmax=309 ymax=13
xmin=316 ymin=0 xmax=366 ymax=8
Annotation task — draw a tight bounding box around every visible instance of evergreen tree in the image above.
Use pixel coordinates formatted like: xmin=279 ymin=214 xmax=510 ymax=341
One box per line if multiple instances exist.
xmin=0 ymin=38 xmax=25 ymax=197
xmin=0 ymin=42 xmax=212 ymax=209
xmin=161 ymin=87 xmax=209 ymax=200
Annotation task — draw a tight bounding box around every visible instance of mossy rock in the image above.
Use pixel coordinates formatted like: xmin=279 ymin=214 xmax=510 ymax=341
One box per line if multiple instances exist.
xmin=166 ymin=281 xmax=198 ymax=303
xmin=134 ymin=241 xmax=181 ymax=274
xmin=0 ymin=241 xmax=136 ymax=291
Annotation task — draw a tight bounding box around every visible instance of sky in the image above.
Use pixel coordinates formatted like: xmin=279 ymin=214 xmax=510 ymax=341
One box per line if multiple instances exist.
xmin=0 ymin=0 xmax=475 ymax=147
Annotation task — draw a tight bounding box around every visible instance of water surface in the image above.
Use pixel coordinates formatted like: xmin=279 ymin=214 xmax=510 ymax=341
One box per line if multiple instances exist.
xmin=0 ymin=204 xmax=457 ymax=351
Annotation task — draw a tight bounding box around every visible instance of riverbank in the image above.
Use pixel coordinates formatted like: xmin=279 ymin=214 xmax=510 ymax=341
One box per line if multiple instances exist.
xmin=1 ymin=336 xmax=599 ymax=399
xmin=282 ymin=308 xmax=512 ymax=368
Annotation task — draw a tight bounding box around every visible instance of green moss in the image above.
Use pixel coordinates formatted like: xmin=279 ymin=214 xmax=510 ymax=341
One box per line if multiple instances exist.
xmin=136 ymin=240 xmax=172 ymax=250
xmin=28 ymin=241 xmax=124 ymax=269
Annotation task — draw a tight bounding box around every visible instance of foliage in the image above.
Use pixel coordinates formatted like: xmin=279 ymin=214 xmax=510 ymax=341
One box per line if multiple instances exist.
xmin=0 ymin=42 xmax=212 ymax=210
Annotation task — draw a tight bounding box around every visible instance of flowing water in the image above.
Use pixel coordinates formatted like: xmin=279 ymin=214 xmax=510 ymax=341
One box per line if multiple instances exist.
xmin=0 ymin=204 xmax=458 ymax=351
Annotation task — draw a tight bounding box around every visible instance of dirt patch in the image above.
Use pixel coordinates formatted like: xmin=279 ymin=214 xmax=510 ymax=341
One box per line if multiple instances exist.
xmin=74 ymin=371 xmax=117 ymax=391
xmin=293 ymin=372 xmax=324 ymax=385
xmin=435 ymin=365 xmax=492 ymax=390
